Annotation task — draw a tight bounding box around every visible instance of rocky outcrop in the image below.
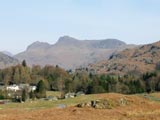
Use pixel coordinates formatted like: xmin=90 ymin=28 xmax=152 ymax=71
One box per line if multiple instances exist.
xmin=76 ymin=98 xmax=130 ymax=109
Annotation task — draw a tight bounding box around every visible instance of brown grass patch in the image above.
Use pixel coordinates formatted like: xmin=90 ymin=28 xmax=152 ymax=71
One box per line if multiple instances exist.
xmin=1 ymin=93 xmax=160 ymax=120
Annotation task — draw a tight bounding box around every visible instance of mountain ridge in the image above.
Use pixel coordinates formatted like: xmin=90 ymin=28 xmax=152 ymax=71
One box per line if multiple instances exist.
xmin=15 ymin=36 xmax=136 ymax=69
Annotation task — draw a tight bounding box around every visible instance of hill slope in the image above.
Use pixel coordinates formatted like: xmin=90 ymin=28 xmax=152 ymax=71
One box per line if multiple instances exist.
xmin=89 ymin=41 xmax=160 ymax=75
xmin=1 ymin=93 xmax=160 ymax=120
xmin=0 ymin=52 xmax=19 ymax=68
xmin=15 ymin=36 xmax=135 ymax=69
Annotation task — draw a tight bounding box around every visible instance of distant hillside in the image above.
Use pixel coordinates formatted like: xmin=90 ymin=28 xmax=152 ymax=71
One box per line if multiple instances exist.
xmin=1 ymin=51 xmax=13 ymax=57
xmin=89 ymin=41 xmax=160 ymax=75
xmin=15 ymin=36 xmax=135 ymax=69
xmin=0 ymin=52 xmax=19 ymax=68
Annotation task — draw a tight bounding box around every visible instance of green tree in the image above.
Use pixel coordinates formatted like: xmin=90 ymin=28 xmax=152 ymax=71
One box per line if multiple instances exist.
xmin=36 ymin=80 xmax=46 ymax=98
xmin=22 ymin=60 xmax=27 ymax=67
xmin=0 ymin=90 xmax=5 ymax=99
xmin=29 ymin=91 xmax=36 ymax=100
xmin=20 ymin=66 xmax=31 ymax=83
xmin=22 ymin=88 xmax=29 ymax=102
xmin=92 ymin=85 xmax=106 ymax=94
xmin=13 ymin=67 xmax=20 ymax=84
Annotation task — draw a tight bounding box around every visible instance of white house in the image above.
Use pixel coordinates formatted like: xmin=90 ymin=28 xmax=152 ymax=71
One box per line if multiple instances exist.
xmin=29 ymin=86 xmax=37 ymax=92
xmin=6 ymin=84 xmax=20 ymax=92
xmin=19 ymin=84 xmax=29 ymax=90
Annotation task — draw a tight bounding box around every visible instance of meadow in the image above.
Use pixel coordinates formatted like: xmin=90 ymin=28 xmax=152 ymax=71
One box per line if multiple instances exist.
xmin=0 ymin=92 xmax=160 ymax=120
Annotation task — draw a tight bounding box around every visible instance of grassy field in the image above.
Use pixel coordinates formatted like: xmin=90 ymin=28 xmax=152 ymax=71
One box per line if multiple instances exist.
xmin=0 ymin=91 xmax=96 ymax=109
xmin=46 ymin=91 xmax=61 ymax=97
xmin=1 ymin=92 xmax=160 ymax=120
xmin=1 ymin=92 xmax=160 ymax=109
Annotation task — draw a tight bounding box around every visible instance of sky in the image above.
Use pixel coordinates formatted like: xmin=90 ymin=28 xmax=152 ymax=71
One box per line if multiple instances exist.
xmin=0 ymin=0 xmax=160 ymax=54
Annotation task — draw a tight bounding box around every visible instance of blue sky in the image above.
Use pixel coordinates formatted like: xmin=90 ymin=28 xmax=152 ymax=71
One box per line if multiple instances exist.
xmin=0 ymin=0 xmax=160 ymax=54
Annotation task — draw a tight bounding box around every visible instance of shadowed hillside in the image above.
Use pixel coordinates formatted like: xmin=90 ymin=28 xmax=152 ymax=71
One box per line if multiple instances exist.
xmin=0 ymin=52 xmax=19 ymax=68
xmin=89 ymin=41 xmax=160 ymax=75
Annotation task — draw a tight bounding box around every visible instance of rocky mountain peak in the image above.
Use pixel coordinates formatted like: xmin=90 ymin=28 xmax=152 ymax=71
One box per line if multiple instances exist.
xmin=27 ymin=41 xmax=51 ymax=50
xmin=56 ymin=36 xmax=80 ymax=45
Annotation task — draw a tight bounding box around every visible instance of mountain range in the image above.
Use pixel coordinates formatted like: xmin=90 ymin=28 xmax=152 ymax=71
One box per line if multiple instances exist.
xmin=1 ymin=36 xmax=160 ymax=75
xmin=14 ymin=36 xmax=135 ymax=69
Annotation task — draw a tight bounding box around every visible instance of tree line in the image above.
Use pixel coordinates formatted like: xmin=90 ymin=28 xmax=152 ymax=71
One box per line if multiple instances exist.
xmin=0 ymin=60 xmax=160 ymax=97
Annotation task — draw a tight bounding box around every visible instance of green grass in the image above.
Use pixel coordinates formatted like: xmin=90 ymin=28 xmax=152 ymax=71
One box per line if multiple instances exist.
xmin=0 ymin=94 xmax=96 ymax=110
xmin=46 ymin=91 xmax=61 ymax=97
xmin=3 ymin=92 xmax=160 ymax=110
xmin=136 ymin=93 xmax=160 ymax=102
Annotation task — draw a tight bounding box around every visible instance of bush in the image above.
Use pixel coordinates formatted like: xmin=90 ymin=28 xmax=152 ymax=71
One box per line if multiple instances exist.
xmin=0 ymin=91 xmax=6 ymax=100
